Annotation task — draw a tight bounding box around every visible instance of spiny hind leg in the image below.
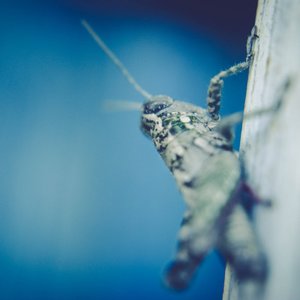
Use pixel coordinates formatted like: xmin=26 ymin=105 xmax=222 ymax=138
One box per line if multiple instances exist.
xmin=164 ymin=210 xmax=214 ymax=290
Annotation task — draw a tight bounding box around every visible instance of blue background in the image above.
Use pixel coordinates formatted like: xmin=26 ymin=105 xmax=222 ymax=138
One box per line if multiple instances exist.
xmin=0 ymin=1 xmax=256 ymax=299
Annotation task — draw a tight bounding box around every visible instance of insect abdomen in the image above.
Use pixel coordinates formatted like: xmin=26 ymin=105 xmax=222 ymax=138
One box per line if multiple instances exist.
xmin=164 ymin=149 xmax=242 ymax=290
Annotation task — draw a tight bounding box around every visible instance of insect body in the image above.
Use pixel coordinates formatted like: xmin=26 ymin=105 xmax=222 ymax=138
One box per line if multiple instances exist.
xmin=82 ymin=21 xmax=267 ymax=299
xmin=140 ymin=96 xmax=267 ymax=295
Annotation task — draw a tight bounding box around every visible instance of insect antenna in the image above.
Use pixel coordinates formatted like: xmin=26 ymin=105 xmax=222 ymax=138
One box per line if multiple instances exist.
xmin=81 ymin=19 xmax=153 ymax=101
xmin=102 ymin=100 xmax=142 ymax=112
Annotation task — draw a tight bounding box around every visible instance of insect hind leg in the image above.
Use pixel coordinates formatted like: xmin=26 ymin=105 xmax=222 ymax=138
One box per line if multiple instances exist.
xmin=164 ymin=210 xmax=213 ymax=291
xmin=164 ymin=251 xmax=206 ymax=291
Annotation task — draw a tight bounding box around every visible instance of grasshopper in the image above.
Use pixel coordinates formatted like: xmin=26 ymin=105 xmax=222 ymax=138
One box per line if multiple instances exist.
xmin=82 ymin=21 xmax=268 ymax=298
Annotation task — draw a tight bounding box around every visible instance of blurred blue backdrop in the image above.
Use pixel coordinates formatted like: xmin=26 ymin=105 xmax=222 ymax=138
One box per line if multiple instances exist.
xmin=0 ymin=1 xmax=256 ymax=299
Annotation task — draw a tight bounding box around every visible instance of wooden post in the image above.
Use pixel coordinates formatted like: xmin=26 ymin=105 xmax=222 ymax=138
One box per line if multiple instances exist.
xmin=223 ymin=0 xmax=300 ymax=299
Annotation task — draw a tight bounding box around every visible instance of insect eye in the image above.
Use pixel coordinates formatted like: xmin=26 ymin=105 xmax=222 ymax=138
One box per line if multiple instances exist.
xmin=144 ymin=103 xmax=166 ymax=114
xmin=143 ymin=97 xmax=173 ymax=114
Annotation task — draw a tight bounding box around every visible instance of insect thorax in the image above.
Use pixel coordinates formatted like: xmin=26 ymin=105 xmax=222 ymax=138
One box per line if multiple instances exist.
xmin=141 ymin=96 xmax=232 ymax=152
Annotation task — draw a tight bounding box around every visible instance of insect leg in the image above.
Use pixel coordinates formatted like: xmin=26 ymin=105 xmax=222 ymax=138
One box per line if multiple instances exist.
xmin=246 ymin=25 xmax=259 ymax=62
xmin=241 ymin=182 xmax=272 ymax=207
xmin=214 ymin=98 xmax=283 ymax=140
xmin=206 ymin=27 xmax=258 ymax=120
xmin=217 ymin=205 xmax=268 ymax=300
xmin=206 ymin=62 xmax=249 ymax=121
xmin=164 ymin=210 xmax=212 ymax=291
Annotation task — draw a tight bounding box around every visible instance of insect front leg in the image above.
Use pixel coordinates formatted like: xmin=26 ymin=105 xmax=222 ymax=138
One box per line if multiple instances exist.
xmin=206 ymin=26 xmax=258 ymax=120
xmin=206 ymin=62 xmax=249 ymax=120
